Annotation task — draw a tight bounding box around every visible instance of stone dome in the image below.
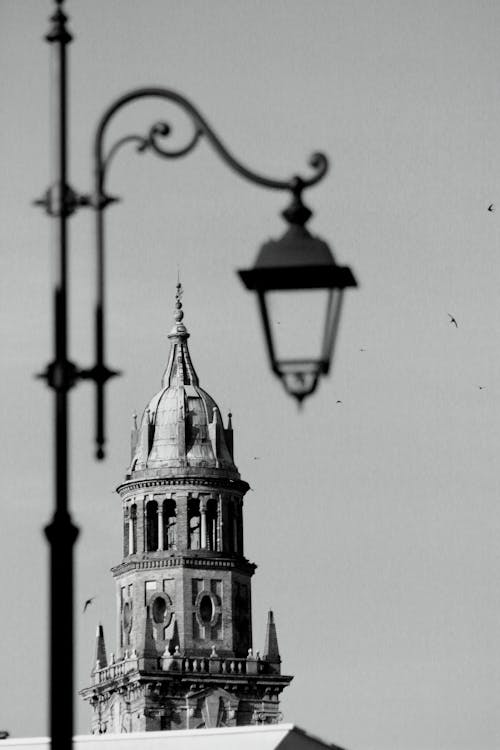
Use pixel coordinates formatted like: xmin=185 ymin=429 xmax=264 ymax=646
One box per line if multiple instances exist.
xmin=128 ymin=285 xmax=237 ymax=479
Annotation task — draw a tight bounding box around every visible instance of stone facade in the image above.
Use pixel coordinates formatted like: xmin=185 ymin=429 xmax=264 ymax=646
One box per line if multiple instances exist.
xmin=80 ymin=286 xmax=292 ymax=733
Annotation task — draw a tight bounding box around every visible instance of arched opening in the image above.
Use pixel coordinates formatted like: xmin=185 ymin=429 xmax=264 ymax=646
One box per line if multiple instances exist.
xmin=188 ymin=497 xmax=201 ymax=550
xmin=123 ymin=508 xmax=129 ymax=558
xmin=129 ymin=504 xmax=137 ymax=554
xmin=227 ymin=501 xmax=236 ymax=552
xmin=206 ymin=498 xmax=218 ymax=551
xmin=233 ymin=509 xmax=239 ymax=553
xmin=163 ymin=498 xmax=177 ymax=550
xmin=199 ymin=593 xmax=213 ymax=624
xmin=146 ymin=500 xmax=158 ymax=551
xmin=235 ymin=500 xmax=243 ymax=554
xmin=152 ymin=596 xmax=167 ymax=624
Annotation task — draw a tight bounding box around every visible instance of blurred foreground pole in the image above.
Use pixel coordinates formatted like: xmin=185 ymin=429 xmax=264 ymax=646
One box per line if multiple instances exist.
xmin=36 ymin=3 xmax=79 ymax=749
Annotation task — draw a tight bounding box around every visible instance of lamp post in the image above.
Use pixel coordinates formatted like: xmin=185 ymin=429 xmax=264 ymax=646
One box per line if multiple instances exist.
xmin=35 ymin=1 xmax=357 ymax=749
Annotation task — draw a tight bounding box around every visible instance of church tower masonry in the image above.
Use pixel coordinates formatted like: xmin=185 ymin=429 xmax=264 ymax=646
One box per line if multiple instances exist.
xmin=81 ymin=285 xmax=292 ymax=733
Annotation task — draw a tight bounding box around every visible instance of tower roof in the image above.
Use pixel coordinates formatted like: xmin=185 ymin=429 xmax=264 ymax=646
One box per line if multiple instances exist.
xmin=128 ymin=284 xmax=237 ymax=479
xmin=93 ymin=624 xmax=107 ymax=671
xmin=263 ymin=610 xmax=281 ymax=663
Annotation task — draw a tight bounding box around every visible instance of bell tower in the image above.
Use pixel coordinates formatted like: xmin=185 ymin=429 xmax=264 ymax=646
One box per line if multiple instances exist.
xmin=81 ymin=285 xmax=292 ymax=733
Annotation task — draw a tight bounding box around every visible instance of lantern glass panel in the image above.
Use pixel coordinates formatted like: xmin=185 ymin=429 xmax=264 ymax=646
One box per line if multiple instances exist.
xmin=265 ymin=288 xmax=332 ymax=363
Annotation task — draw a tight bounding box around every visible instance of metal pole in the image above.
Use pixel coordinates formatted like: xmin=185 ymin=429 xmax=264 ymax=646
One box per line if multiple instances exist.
xmin=43 ymin=3 xmax=79 ymax=749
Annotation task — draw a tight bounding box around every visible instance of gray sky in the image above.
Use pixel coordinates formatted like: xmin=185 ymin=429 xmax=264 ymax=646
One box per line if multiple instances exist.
xmin=1 ymin=1 xmax=499 ymax=748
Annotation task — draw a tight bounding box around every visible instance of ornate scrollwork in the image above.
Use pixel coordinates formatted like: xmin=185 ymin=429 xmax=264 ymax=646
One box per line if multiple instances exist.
xmin=145 ymin=120 xmax=203 ymax=160
xmin=92 ymin=87 xmax=329 ymax=203
xmin=101 ymin=119 xmax=203 ymax=180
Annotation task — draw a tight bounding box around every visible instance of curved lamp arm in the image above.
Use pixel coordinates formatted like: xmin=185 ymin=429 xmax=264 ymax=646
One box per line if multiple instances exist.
xmin=85 ymin=87 xmax=330 ymax=459
xmin=93 ymin=87 xmax=329 ymax=198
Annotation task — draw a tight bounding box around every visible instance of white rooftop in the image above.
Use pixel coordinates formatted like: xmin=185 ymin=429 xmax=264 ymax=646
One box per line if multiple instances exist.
xmin=0 ymin=724 xmax=345 ymax=750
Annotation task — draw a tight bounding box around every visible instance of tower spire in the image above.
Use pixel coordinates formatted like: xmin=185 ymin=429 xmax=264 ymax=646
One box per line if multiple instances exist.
xmin=93 ymin=624 xmax=107 ymax=671
xmin=263 ymin=610 xmax=281 ymax=673
xmin=225 ymin=411 xmax=234 ymax=459
xmin=137 ymin=607 xmax=158 ymax=670
xmin=161 ymin=283 xmax=199 ymax=388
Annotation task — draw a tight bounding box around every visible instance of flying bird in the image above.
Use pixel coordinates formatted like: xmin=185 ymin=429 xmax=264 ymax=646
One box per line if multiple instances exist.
xmin=336 ymin=400 xmax=342 ymax=404
xmin=83 ymin=597 xmax=95 ymax=613
xmin=448 ymin=314 xmax=458 ymax=328
xmin=488 ymin=204 xmax=495 ymax=212
xmin=477 ymin=385 xmax=486 ymax=390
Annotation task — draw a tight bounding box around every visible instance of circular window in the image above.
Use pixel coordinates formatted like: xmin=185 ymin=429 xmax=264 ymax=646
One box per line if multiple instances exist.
xmin=199 ymin=594 xmax=213 ymax=624
xmin=123 ymin=602 xmax=132 ymax=630
xmin=152 ymin=596 xmax=167 ymax=624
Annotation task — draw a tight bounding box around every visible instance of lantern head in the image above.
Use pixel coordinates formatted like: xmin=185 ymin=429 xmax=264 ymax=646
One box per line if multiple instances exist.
xmin=238 ymin=190 xmax=357 ymax=403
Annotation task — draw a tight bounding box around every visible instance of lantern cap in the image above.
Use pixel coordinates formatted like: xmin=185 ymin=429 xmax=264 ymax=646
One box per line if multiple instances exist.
xmin=255 ymin=224 xmax=335 ymax=269
xmin=239 ymin=220 xmax=357 ymax=292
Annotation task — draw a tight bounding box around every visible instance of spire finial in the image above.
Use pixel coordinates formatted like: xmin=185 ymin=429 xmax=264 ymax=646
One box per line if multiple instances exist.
xmin=168 ymin=282 xmax=189 ymax=341
xmin=174 ymin=282 xmax=184 ymax=323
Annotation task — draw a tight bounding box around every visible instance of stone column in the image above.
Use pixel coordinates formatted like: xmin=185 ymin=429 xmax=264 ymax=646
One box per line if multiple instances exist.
xmin=175 ymin=493 xmax=189 ymax=551
xmin=237 ymin=499 xmax=244 ymax=555
xmin=199 ymin=497 xmax=208 ymax=550
xmin=123 ymin=509 xmax=129 ymax=558
xmin=143 ymin=497 xmax=149 ymax=553
xmin=136 ymin=495 xmax=145 ymax=554
xmin=233 ymin=513 xmax=238 ymax=553
xmin=158 ymin=502 xmax=164 ymax=551
xmin=217 ymin=494 xmax=223 ymax=552
xmin=128 ymin=517 xmax=134 ymax=555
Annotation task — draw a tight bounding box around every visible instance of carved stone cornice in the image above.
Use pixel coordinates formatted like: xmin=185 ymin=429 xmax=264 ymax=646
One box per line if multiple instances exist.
xmin=81 ymin=668 xmax=293 ymax=702
xmin=111 ymin=554 xmax=257 ymax=577
xmin=116 ymin=475 xmax=250 ymax=499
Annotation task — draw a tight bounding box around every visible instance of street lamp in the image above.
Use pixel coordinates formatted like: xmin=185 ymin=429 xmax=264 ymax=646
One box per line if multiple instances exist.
xmin=34 ymin=2 xmax=358 ymax=749
xmin=239 ymin=183 xmax=357 ymax=403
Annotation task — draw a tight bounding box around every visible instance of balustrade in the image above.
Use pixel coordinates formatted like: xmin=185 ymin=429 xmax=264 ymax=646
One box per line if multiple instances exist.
xmin=93 ymin=651 xmax=268 ymax=683
xmin=93 ymin=652 xmax=138 ymax=684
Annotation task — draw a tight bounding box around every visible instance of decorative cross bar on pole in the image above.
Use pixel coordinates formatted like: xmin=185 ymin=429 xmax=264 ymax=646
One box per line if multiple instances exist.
xmin=34 ymin=1 xmax=357 ymax=749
